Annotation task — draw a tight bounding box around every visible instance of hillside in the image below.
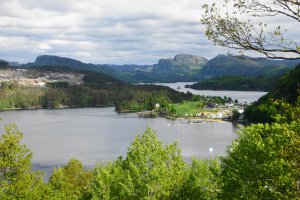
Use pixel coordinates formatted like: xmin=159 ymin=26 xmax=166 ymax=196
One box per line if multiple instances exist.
xmin=23 ymin=54 xmax=208 ymax=82
xmin=10 ymin=54 xmax=300 ymax=83
xmin=197 ymin=54 xmax=299 ymax=79
xmin=0 ymin=64 xmax=193 ymax=112
xmin=104 ymin=54 xmax=208 ymax=82
xmin=244 ymin=64 xmax=300 ymax=123
xmin=25 ymin=55 xmax=118 ymax=77
xmin=149 ymin=54 xmax=208 ymax=81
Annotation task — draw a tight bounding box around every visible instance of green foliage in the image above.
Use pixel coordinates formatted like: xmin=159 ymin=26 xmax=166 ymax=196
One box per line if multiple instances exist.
xmin=90 ymin=127 xmax=186 ymax=199
xmin=231 ymin=109 xmax=241 ymax=121
xmin=115 ymin=84 xmax=191 ymax=112
xmin=178 ymin=158 xmax=221 ymax=200
xmin=164 ymin=97 xmax=227 ymax=117
xmin=245 ymin=64 xmax=300 ymax=123
xmin=273 ymin=64 xmax=300 ymax=103
xmin=0 ymin=124 xmax=47 ymax=200
xmin=219 ymin=121 xmax=300 ymax=199
xmin=0 ymin=82 xmax=43 ymax=110
xmin=245 ymin=100 xmax=279 ymax=123
xmin=48 ymin=159 xmax=92 ymax=200
xmin=1 ymin=119 xmax=299 ymax=199
xmin=46 ymin=81 xmax=69 ymax=88
xmin=169 ymin=101 xmax=205 ymax=117
xmin=0 ymin=70 xmax=193 ymax=111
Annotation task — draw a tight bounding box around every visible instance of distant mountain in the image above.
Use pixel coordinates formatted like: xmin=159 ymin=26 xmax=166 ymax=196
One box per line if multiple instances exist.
xmin=130 ymin=54 xmax=208 ymax=82
xmin=198 ymin=54 xmax=299 ymax=79
xmin=0 ymin=60 xmax=9 ymax=68
xmin=25 ymin=55 xmax=117 ymax=76
xmin=20 ymin=54 xmax=300 ymax=83
xmin=153 ymin=54 xmax=207 ymax=73
xmin=24 ymin=54 xmax=208 ymax=82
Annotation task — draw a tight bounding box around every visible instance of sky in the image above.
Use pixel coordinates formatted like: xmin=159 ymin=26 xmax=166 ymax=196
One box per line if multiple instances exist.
xmin=0 ymin=0 xmax=298 ymax=64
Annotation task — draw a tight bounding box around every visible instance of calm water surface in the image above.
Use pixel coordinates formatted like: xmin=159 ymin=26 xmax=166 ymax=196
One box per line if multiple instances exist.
xmin=157 ymin=82 xmax=267 ymax=103
xmin=1 ymin=107 xmax=237 ymax=167
xmin=0 ymin=85 xmax=266 ymax=170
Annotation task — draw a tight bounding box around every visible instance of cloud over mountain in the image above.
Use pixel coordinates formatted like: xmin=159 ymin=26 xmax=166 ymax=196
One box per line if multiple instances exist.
xmin=0 ymin=0 xmax=297 ymax=64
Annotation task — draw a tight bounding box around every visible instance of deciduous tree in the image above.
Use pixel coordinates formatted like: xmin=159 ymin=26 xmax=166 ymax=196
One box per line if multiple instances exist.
xmin=0 ymin=124 xmax=47 ymax=200
xmin=219 ymin=122 xmax=300 ymax=199
xmin=90 ymin=128 xmax=186 ymax=199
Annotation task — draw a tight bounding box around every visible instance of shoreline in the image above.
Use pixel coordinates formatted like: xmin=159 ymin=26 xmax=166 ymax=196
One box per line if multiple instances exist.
xmin=1 ymin=106 xmax=241 ymax=124
xmin=0 ymin=104 xmax=115 ymax=112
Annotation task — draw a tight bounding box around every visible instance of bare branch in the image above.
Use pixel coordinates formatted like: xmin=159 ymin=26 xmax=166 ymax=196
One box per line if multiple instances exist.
xmin=201 ymin=0 xmax=300 ymax=60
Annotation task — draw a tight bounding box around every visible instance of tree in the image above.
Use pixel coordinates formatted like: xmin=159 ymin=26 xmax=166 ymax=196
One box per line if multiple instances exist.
xmin=48 ymin=159 xmax=92 ymax=200
xmin=219 ymin=121 xmax=300 ymax=199
xmin=90 ymin=127 xmax=186 ymax=199
xmin=0 ymin=124 xmax=47 ymax=200
xmin=202 ymin=0 xmax=300 ymax=59
xmin=178 ymin=158 xmax=221 ymax=200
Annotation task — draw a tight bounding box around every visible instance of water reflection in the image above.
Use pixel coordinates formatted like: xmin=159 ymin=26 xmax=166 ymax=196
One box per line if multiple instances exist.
xmin=0 ymin=107 xmax=237 ymax=167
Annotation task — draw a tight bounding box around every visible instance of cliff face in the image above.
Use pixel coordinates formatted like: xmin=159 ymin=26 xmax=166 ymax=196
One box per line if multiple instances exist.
xmin=147 ymin=54 xmax=208 ymax=81
xmin=173 ymin=54 xmax=208 ymax=65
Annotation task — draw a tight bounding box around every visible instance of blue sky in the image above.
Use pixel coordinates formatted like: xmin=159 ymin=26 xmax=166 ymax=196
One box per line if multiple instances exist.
xmin=0 ymin=0 xmax=298 ymax=64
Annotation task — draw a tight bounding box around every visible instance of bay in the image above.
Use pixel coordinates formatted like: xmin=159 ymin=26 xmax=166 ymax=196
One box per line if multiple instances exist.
xmin=0 ymin=84 xmax=266 ymax=173
xmin=0 ymin=107 xmax=237 ymax=167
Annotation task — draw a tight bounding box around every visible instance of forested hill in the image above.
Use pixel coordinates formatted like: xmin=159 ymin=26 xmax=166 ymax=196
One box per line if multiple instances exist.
xmin=197 ymin=54 xmax=299 ymax=79
xmin=25 ymin=55 xmax=118 ymax=77
xmin=244 ymin=64 xmax=300 ymax=123
xmin=186 ymin=55 xmax=300 ymax=91
xmin=0 ymin=64 xmax=193 ymax=111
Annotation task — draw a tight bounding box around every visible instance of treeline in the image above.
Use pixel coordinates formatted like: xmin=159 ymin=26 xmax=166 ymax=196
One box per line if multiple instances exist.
xmin=114 ymin=85 xmax=194 ymax=112
xmin=245 ymin=64 xmax=300 ymax=123
xmin=1 ymin=115 xmax=299 ymax=199
xmin=187 ymin=75 xmax=281 ymax=91
xmin=0 ymin=81 xmax=43 ymax=110
xmin=0 ymin=68 xmax=193 ymax=111
xmin=0 ymin=65 xmax=238 ymax=113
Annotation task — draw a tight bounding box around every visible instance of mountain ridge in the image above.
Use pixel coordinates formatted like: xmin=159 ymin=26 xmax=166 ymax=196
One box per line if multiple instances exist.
xmin=14 ymin=54 xmax=300 ymax=82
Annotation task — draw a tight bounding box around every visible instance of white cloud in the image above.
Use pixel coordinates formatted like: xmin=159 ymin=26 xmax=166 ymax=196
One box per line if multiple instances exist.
xmin=0 ymin=0 xmax=298 ymax=64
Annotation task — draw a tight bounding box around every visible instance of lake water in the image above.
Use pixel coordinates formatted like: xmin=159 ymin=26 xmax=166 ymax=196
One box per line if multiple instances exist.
xmin=0 ymin=107 xmax=237 ymax=167
xmin=0 ymin=84 xmax=266 ymax=172
xmin=156 ymin=82 xmax=267 ymax=103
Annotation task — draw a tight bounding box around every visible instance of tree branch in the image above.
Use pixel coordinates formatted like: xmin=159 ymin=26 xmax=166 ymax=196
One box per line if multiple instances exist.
xmin=202 ymin=0 xmax=300 ymax=60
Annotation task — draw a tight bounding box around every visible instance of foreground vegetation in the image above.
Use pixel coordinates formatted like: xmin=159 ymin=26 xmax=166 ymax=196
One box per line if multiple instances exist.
xmin=245 ymin=64 xmax=300 ymax=124
xmin=1 ymin=64 xmax=299 ymax=199
xmin=1 ymin=117 xmax=299 ymax=199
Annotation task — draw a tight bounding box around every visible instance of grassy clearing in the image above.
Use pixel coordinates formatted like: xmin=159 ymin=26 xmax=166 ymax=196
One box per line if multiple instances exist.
xmin=170 ymin=101 xmax=219 ymax=116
